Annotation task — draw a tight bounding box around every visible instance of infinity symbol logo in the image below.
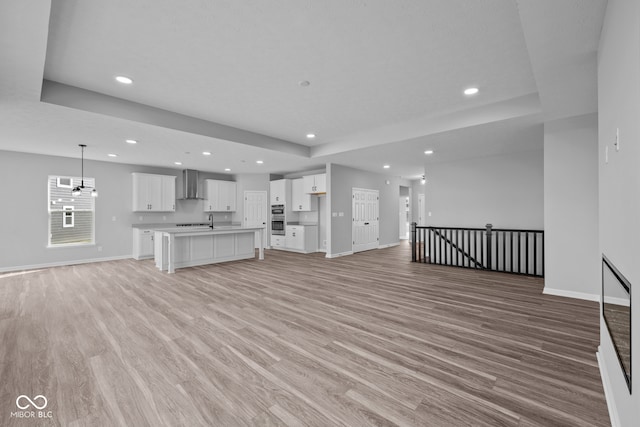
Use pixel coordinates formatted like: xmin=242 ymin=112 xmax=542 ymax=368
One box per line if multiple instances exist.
xmin=16 ymin=395 xmax=48 ymax=410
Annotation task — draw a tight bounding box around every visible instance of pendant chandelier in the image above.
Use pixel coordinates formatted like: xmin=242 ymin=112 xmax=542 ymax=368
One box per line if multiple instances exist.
xmin=72 ymin=144 xmax=98 ymax=197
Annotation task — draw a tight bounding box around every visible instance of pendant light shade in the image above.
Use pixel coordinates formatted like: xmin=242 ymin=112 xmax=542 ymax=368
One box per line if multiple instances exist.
xmin=72 ymin=144 xmax=98 ymax=197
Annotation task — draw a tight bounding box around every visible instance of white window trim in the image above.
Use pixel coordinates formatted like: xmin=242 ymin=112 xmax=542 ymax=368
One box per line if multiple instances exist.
xmin=48 ymin=176 xmax=96 ymax=247
xmin=62 ymin=206 xmax=74 ymax=228
xmin=57 ymin=177 xmax=73 ymax=188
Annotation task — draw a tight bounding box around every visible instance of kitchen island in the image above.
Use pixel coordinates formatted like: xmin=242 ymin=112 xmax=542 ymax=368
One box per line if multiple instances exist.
xmin=154 ymin=226 xmax=265 ymax=273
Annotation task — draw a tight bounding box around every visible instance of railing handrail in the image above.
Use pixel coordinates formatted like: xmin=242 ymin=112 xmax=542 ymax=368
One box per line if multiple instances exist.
xmin=415 ymin=225 xmax=544 ymax=233
xmin=414 ymin=225 xmax=485 ymax=232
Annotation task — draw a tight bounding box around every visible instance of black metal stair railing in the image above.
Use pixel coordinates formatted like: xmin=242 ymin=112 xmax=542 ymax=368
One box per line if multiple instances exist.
xmin=411 ymin=223 xmax=544 ymax=277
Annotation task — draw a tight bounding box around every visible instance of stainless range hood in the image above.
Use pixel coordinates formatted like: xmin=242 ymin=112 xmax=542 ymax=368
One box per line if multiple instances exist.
xmin=179 ymin=169 xmax=203 ymax=200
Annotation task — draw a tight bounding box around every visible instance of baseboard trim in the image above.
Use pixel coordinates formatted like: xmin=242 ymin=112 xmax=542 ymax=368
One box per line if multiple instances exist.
xmin=378 ymin=242 xmax=400 ymax=249
xmin=326 ymin=251 xmax=353 ymax=259
xmin=542 ymin=287 xmax=600 ymax=302
xmin=0 ymin=255 xmax=132 ymax=274
xmin=597 ymin=348 xmax=621 ymax=427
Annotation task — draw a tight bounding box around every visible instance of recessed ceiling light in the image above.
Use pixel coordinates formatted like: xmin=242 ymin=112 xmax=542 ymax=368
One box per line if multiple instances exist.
xmin=125 ymin=139 xmax=137 ymax=144
xmin=306 ymin=133 xmax=316 ymax=139
xmin=299 ymin=80 xmax=310 ymax=87
xmin=224 ymin=168 xmax=231 ymax=172
xmin=115 ymin=75 xmax=133 ymax=84
xmin=108 ymin=153 xmax=118 ymax=157
xmin=424 ymin=150 xmax=434 ymax=155
xmin=174 ymin=161 xmax=182 ymax=165
xmin=256 ymin=160 xmax=264 ymax=164
xmin=464 ymin=87 xmax=479 ymax=96
xmin=383 ymin=165 xmax=390 ymax=169
xmin=202 ymin=151 xmax=211 ymax=156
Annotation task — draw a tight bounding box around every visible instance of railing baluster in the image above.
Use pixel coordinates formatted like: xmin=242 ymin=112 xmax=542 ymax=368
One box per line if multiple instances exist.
xmin=517 ymin=232 xmax=521 ymax=273
xmin=501 ymin=231 xmax=505 ymax=272
xmin=463 ymin=230 xmax=467 ymax=268
xmin=438 ymin=230 xmax=441 ymax=265
xmin=448 ymin=229 xmax=452 ymax=266
xmin=525 ymin=231 xmax=529 ymax=275
xmin=510 ymin=231 xmax=513 ymax=272
xmin=533 ymin=230 xmax=537 ymax=275
xmin=541 ymin=232 xmax=545 ymax=277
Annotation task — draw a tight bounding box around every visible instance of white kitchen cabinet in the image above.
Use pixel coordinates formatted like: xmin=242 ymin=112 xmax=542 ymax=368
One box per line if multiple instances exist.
xmin=285 ymin=225 xmax=318 ymax=253
xmin=303 ymin=173 xmax=326 ymax=194
xmin=132 ymin=228 xmax=154 ymax=260
xmin=270 ymin=235 xmax=285 ymax=249
xmin=132 ymin=173 xmax=176 ymax=212
xmin=291 ymin=178 xmax=317 ymax=211
xmin=204 ymin=179 xmax=237 ymax=212
xmin=161 ymin=175 xmax=176 ymax=211
xmin=270 ymin=179 xmax=290 ymax=205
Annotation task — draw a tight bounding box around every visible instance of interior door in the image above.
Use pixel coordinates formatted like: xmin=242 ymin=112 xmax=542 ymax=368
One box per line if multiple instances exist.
xmin=352 ymin=188 xmax=379 ymax=253
xmin=244 ymin=191 xmax=268 ymax=248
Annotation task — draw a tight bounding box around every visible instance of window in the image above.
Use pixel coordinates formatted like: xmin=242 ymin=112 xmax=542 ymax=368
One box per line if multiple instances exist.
xmin=62 ymin=206 xmax=74 ymax=228
xmin=48 ymin=176 xmax=95 ymax=246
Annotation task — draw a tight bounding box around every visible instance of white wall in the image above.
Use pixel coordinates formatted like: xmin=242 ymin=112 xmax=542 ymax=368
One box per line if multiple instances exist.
xmin=597 ymin=0 xmax=640 ymax=424
xmin=543 ymin=114 xmax=599 ymax=300
xmin=424 ymin=149 xmax=544 ymax=229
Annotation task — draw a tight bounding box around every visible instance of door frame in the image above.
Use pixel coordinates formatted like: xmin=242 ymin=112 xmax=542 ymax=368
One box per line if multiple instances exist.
xmin=352 ymin=187 xmax=380 ymax=253
xmin=243 ymin=190 xmax=268 ymax=248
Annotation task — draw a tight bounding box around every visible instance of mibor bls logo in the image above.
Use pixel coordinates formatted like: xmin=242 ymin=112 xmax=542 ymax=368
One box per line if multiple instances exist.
xmin=10 ymin=395 xmax=53 ymax=419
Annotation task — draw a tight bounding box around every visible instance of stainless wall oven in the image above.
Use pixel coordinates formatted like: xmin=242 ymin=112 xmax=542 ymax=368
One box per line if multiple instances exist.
xmin=271 ymin=204 xmax=285 ymax=235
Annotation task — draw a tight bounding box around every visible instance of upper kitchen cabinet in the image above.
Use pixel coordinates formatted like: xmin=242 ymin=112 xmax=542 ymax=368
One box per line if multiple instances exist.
xmin=132 ymin=173 xmax=176 ymax=212
xmin=270 ymin=179 xmax=291 ymax=205
xmin=303 ymin=173 xmax=326 ymax=194
xmin=204 ymin=179 xmax=237 ymax=212
xmin=291 ymin=178 xmax=317 ymax=211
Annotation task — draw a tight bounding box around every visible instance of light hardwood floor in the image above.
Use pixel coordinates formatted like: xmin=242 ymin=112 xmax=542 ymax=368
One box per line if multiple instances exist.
xmin=0 ymin=242 xmax=609 ymax=426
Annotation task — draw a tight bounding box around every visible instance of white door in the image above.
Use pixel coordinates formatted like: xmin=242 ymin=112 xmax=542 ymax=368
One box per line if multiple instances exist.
xmin=244 ymin=191 xmax=268 ymax=248
xmin=352 ymin=188 xmax=379 ymax=253
xmin=418 ymin=193 xmax=425 ymax=225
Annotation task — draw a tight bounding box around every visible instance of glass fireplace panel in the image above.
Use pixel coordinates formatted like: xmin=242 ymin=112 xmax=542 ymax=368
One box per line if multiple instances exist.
xmin=602 ymin=256 xmax=631 ymax=393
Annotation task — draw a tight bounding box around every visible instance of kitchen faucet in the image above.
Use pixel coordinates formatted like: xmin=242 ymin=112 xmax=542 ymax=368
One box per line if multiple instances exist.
xmin=209 ymin=213 xmax=214 ymax=229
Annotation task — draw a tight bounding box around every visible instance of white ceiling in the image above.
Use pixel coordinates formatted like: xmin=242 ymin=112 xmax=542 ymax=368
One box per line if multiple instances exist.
xmin=0 ymin=0 xmax=607 ymax=180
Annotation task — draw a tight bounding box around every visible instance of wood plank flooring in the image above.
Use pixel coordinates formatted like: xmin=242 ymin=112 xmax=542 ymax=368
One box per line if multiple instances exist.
xmin=0 ymin=242 xmax=610 ymax=426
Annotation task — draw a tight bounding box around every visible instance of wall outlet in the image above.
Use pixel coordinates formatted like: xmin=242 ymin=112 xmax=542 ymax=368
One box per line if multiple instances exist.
xmin=428 ymin=211 xmax=432 ymax=217
xmin=332 ymin=212 xmax=337 ymax=217
xmin=162 ymin=216 xmax=167 ymax=221
xmin=139 ymin=216 xmax=143 ymax=221
xmin=97 ymin=246 xmax=102 ymax=252
xmin=338 ymin=212 xmax=344 ymax=217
